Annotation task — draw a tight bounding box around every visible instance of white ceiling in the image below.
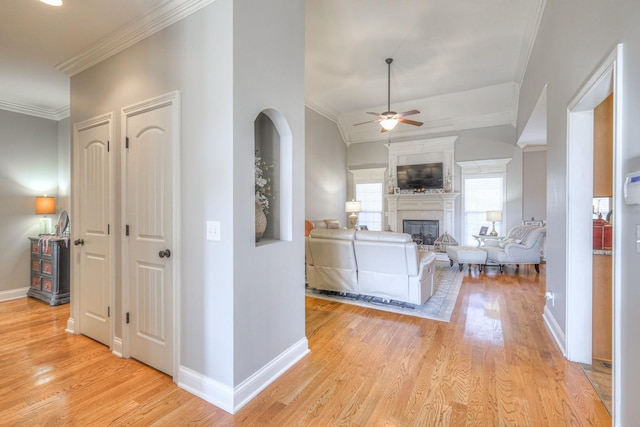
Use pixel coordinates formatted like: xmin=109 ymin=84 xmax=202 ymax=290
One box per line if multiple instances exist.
xmin=1 ymin=0 xmax=545 ymax=143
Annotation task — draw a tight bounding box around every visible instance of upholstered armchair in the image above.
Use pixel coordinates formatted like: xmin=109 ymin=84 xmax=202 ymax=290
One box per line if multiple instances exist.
xmin=481 ymin=225 xmax=546 ymax=273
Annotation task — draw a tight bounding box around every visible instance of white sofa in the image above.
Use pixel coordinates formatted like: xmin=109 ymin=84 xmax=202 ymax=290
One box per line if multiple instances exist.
xmin=306 ymin=229 xmax=437 ymax=305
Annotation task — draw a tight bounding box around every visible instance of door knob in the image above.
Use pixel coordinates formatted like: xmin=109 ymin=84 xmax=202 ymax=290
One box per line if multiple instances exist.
xmin=159 ymin=249 xmax=171 ymax=258
xmin=74 ymin=239 xmax=84 ymax=246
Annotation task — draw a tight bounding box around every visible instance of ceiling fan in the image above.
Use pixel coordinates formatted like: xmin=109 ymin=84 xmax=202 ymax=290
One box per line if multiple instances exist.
xmin=354 ymin=58 xmax=423 ymax=132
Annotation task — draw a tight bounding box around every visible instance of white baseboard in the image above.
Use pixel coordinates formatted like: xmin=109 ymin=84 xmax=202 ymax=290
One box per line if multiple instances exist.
xmin=177 ymin=337 xmax=310 ymax=414
xmin=65 ymin=317 xmax=76 ymax=334
xmin=178 ymin=365 xmax=235 ymax=413
xmin=543 ymin=305 xmax=566 ymax=357
xmin=233 ymin=337 xmax=310 ymax=412
xmin=112 ymin=337 xmax=123 ymax=357
xmin=0 ymin=287 xmax=28 ymax=302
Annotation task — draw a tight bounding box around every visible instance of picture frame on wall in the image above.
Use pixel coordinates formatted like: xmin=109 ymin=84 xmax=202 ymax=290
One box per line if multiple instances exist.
xmin=479 ymin=226 xmax=488 ymax=236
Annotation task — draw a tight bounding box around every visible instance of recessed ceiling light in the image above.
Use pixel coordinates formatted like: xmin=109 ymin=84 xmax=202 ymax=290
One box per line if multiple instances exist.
xmin=40 ymin=0 xmax=63 ymax=6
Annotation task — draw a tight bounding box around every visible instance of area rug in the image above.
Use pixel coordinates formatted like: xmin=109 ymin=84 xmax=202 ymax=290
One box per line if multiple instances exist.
xmin=305 ymin=261 xmax=463 ymax=322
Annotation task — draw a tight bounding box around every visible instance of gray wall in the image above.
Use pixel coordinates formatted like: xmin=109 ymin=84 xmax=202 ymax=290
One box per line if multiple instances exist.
xmin=346 ymin=124 xmax=523 ymax=239
xmin=305 ymin=107 xmax=347 ymax=224
xmin=0 ymin=110 xmax=58 ymax=292
xmin=71 ymin=0 xmax=305 ymax=394
xmin=518 ymin=0 xmax=640 ymax=422
xmin=522 ymin=150 xmax=547 ymax=221
xmin=57 ymin=117 xmax=71 ymax=214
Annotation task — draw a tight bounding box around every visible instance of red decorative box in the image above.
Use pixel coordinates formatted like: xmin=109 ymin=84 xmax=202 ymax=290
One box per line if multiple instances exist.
xmin=593 ymin=219 xmax=612 ymax=250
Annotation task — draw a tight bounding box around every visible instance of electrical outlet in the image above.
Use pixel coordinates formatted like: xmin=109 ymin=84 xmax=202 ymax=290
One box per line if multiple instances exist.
xmin=545 ymin=291 xmax=555 ymax=307
xmin=206 ymin=221 xmax=220 ymax=241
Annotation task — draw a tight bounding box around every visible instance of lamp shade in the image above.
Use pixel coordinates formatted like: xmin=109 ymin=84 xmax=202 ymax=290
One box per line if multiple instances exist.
xmin=345 ymin=200 xmax=362 ymax=213
xmin=486 ymin=210 xmax=502 ymax=222
xmin=35 ymin=196 xmax=56 ymax=215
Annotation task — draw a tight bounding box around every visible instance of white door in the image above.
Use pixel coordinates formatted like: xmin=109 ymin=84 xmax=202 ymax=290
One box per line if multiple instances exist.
xmin=123 ymin=93 xmax=179 ymax=375
xmin=73 ymin=115 xmax=113 ymax=346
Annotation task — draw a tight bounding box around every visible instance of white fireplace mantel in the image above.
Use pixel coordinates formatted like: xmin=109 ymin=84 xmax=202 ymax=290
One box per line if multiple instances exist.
xmin=385 ymin=193 xmax=459 ymax=237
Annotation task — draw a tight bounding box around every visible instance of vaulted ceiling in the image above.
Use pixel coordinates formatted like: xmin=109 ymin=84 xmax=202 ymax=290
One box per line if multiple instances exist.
xmin=1 ymin=0 xmax=545 ymax=142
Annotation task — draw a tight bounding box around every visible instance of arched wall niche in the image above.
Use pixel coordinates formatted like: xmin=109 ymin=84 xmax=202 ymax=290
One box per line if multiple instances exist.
xmin=254 ymin=109 xmax=293 ymax=244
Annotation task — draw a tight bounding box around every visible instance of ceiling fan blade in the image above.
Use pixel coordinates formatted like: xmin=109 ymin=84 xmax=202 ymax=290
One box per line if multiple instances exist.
xmin=398 ymin=118 xmax=423 ymax=127
xmin=366 ymin=112 xmax=382 ymax=117
xmin=397 ymin=110 xmax=420 ymax=118
xmin=380 ymin=127 xmax=389 ymax=133
xmin=354 ymin=118 xmax=382 ymax=126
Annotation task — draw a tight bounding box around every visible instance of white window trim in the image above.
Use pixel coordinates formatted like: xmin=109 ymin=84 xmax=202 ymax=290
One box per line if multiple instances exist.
xmin=350 ymin=168 xmax=386 ymax=230
xmin=458 ymin=158 xmax=511 ymax=242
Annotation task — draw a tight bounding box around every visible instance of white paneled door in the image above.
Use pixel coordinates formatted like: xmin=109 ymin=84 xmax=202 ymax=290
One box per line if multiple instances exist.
xmin=73 ymin=114 xmax=113 ymax=347
xmin=123 ymin=92 xmax=179 ymax=376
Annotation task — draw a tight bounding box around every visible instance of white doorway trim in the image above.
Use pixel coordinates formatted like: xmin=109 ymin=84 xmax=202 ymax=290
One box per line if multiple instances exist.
xmin=565 ymin=43 xmax=622 ymax=420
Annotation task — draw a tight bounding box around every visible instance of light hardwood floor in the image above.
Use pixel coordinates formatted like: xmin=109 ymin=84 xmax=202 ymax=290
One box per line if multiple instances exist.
xmin=0 ymin=264 xmax=611 ymax=426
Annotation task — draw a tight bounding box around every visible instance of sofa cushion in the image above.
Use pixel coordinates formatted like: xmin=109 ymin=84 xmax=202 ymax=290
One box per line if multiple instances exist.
xmin=354 ymin=231 xmax=417 ymax=276
xmin=355 ymin=230 xmax=412 ymax=243
xmin=310 ymin=228 xmax=355 ymax=240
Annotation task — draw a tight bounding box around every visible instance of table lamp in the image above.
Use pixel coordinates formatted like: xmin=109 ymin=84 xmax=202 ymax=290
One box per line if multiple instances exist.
xmin=345 ymin=200 xmax=362 ymax=230
xmin=486 ymin=210 xmax=502 ymax=236
xmin=36 ymin=196 xmax=56 ymax=235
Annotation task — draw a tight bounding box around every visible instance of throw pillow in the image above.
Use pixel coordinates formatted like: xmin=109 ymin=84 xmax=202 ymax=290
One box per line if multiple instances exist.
xmin=324 ymin=219 xmax=340 ymax=229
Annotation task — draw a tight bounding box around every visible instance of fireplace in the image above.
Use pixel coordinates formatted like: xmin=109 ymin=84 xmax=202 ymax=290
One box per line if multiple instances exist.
xmin=403 ymin=220 xmax=439 ymax=245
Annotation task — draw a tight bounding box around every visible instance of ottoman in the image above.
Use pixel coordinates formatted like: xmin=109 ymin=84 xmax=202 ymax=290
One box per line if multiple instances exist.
xmin=446 ymin=246 xmax=488 ymax=272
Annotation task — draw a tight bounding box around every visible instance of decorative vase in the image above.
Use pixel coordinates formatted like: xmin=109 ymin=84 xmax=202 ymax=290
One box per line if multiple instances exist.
xmin=443 ymin=174 xmax=452 ymax=193
xmin=255 ymin=200 xmax=267 ymax=242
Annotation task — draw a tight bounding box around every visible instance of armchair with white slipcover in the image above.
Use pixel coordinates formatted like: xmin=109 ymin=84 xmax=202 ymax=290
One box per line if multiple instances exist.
xmin=481 ymin=225 xmax=546 ymax=273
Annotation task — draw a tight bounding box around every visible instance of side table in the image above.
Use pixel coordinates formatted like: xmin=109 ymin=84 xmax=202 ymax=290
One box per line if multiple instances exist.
xmin=27 ymin=236 xmax=70 ymax=305
xmin=472 ymin=234 xmax=504 ymax=248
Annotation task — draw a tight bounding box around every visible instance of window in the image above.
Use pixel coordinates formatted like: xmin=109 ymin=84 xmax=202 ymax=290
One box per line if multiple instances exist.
xmin=463 ymin=176 xmax=505 ymax=245
xmin=458 ymin=158 xmax=510 ymax=247
xmin=356 ymin=182 xmax=383 ymax=231
xmin=351 ymin=168 xmax=386 ymax=231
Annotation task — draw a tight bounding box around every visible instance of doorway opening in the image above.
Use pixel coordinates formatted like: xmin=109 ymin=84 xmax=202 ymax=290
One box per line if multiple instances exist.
xmin=566 ymin=44 xmax=622 ymax=419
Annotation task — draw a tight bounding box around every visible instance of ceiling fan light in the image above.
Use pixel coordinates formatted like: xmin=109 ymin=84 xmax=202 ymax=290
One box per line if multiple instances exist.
xmin=380 ymin=118 xmax=398 ymax=131
xmin=40 ymin=0 xmax=63 ymax=6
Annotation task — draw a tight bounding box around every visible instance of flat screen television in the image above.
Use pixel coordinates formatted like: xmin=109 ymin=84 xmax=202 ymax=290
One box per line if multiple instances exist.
xmin=396 ymin=163 xmax=443 ymax=190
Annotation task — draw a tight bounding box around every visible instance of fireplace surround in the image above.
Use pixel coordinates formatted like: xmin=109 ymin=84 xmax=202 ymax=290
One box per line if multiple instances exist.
xmin=403 ymin=219 xmax=439 ymax=245
xmin=385 ymin=136 xmax=459 ymax=240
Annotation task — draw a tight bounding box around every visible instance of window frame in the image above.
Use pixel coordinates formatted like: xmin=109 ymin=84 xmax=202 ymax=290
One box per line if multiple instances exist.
xmin=350 ymin=168 xmax=386 ymax=231
xmin=457 ymin=158 xmax=511 ymax=246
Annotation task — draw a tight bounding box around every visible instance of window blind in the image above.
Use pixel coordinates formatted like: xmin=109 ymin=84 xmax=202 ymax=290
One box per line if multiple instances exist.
xmin=463 ymin=176 xmax=504 ymax=245
xmin=356 ymin=182 xmax=383 ymax=230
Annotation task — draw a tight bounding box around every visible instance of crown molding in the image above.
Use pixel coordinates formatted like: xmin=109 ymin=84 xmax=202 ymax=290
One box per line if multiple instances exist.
xmin=522 ymin=144 xmax=547 ymax=152
xmin=57 ymin=0 xmax=216 ymax=76
xmin=515 ymin=0 xmax=547 ymax=85
xmin=0 ymin=100 xmax=69 ymax=121
xmin=457 ymin=158 xmax=511 ymax=175
xmin=54 ymin=105 xmax=71 ymax=120
xmin=305 ymin=99 xmax=339 ymax=124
